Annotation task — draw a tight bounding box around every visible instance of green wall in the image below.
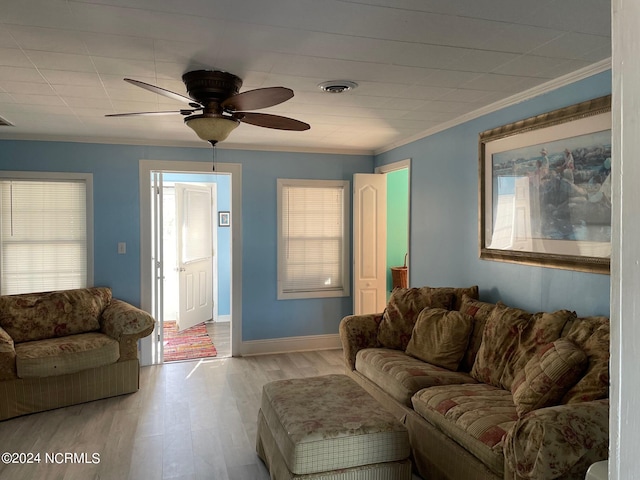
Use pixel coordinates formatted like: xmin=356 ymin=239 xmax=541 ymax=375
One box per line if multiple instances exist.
xmin=386 ymin=168 xmax=409 ymax=295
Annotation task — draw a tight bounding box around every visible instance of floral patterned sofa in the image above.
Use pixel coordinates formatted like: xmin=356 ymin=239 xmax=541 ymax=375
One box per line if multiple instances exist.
xmin=339 ymin=286 xmax=609 ymax=480
xmin=0 ymin=287 xmax=155 ymax=420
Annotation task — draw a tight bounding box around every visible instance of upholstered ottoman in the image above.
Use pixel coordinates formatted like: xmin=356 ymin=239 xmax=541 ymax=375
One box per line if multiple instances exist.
xmin=256 ymin=374 xmax=412 ymax=479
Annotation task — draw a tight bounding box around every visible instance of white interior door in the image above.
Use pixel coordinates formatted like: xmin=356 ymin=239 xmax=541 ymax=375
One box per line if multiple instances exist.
xmin=353 ymin=173 xmax=387 ymax=315
xmin=175 ymin=183 xmax=214 ymax=332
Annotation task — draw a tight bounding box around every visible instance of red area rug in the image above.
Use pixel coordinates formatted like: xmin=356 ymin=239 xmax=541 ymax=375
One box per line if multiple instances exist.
xmin=163 ymin=321 xmax=217 ymax=362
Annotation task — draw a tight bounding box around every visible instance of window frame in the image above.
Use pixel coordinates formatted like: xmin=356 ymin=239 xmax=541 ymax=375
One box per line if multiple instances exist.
xmin=0 ymin=171 xmax=94 ymax=294
xmin=277 ymin=178 xmax=350 ymax=300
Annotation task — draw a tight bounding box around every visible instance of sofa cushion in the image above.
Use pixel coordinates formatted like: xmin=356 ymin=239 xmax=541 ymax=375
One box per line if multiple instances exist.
xmin=0 ymin=287 xmax=112 ymax=343
xmin=355 ymin=348 xmax=477 ymax=406
xmin=511 ymin=339 xmax=588 ymax=417
xmin=458 ymin=295 xmax=499 ymax=372
xmin=377 ymin=287 xmax=454 ymax=350
xmin=406 ymin=308 xmax=473 ymax=371
xmin=422 ymin=285 xmax=479 ymax=311
xmin=560 ymin=316 xmax=610 ymax=403
xmin=411 ymin=384 xmax=518 ymax=476
xmin=15 ymin=332 xmax=119 ymax=378
xmin=470 ymin=304 xmax=575 ymax=390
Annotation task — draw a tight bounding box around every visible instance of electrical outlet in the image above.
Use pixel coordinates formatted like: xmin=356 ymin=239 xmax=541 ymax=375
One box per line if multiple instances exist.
xmin=118 ymin=242 xmax=126 ymax=254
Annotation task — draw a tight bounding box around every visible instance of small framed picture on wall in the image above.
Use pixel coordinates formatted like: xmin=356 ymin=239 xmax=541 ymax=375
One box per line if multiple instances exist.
xmin=218 ymin=211 xmax=230 ymax=227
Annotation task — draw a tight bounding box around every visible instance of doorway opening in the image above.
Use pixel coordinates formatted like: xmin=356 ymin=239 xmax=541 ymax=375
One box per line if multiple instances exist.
xmin=151 ymin=171 xmax=232 ymax=363
xmin=382 ymin=164 xmax=410 ymax=298
xmin=139 ymin=160 xmax=242 ymax=366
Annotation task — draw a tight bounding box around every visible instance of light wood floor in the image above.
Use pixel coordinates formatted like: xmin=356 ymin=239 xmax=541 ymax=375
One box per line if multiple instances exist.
xmin=0 ymin=350 xmax=349 ymax=480
xmin=205 ymin=320 xmax=230 ymax=358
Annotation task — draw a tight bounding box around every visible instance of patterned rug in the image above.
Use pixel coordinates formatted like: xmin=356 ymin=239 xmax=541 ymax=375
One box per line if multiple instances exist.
xmin=163 ymin=321 xmax=217 ymax=362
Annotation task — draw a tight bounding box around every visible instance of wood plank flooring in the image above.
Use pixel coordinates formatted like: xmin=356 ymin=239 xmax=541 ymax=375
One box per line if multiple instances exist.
xmin=0 ymin=350 xmax=350 ymax=480
xmin=205 ymin=321 xmax=230 ymax=358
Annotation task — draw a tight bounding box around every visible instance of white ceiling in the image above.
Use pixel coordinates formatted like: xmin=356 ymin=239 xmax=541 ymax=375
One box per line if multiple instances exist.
xmin=0 ymin=0 xmax=611 ymax=154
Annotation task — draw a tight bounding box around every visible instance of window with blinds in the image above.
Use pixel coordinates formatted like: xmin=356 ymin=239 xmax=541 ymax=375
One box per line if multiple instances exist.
xmin=277 ymin=179 xmax=350 ymax=299
xmin=0 ymin=176 xmax=92 ymax=295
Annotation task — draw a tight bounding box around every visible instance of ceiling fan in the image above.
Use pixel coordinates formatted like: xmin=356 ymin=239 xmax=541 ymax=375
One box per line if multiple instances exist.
xmin=106 ymin=70 xmax=310 ymax=145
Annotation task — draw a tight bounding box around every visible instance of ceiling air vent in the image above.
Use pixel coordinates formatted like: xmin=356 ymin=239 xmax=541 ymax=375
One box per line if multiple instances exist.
xmin=0 ymin=115 xmax=14 ymax=127
xmin=317 ymin=80 xmax=358 ymax=94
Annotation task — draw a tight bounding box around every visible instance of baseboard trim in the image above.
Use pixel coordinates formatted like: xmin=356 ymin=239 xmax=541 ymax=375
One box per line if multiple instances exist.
xmin=216 ymin=315 xmax=231 ymax=323
xmin=240 ymin=334 xmax=341 ymax=356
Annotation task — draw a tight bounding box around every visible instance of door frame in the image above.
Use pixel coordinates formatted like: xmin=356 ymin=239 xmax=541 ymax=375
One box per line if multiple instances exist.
xmin=375 ymin=159 xmax=411 ymax=288
xmin=139 ymin=160 xmax=242 ymax=365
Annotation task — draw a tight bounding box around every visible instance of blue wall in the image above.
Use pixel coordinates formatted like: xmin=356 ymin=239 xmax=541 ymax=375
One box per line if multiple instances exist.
xmin=375 ymin=70 xmax=612 ymax=317
xmin=0 ymin=142 xmax=373 ymax=340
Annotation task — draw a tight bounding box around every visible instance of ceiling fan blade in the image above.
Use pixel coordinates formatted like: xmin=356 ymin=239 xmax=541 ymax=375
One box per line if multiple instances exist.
xmin=105 ymin=109 xmax=197 ymax=117
xmin=236 ymin=112 xmax=310 ymax=131
xmin=222 ymin=87 xmax=294 ymax=111
xmin=124 ymin=78 xmax=199 ymax=106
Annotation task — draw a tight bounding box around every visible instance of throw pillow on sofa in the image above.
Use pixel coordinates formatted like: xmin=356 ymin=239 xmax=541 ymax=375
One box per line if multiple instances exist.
xmin=405 ymin=308 xmax=474 ymax=371
xmin=470 ymin=304 xmax=575 ymax=390
xmin=511 ymin=338 xmax=588 ymax=416
xmin=377 ymin=287 xmax=454 ymax=350
xmin=421 ymin=285 xmax=479 ymax=311
xmin=560 ymin=316 xmax=610 ymax=404
xmin=458 ymin=294 xmax=499 ymax=372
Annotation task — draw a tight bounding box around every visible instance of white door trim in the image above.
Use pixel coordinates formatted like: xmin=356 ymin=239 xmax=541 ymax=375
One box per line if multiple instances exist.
xmin=375 ymin=158 xmax=411 ymax=174
xmin=139 ymin=160 xmax=242 ymax=363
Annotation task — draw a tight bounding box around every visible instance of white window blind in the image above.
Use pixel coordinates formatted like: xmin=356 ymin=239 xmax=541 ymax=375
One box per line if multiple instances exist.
xmin=277 ymin=179 xmax=350 ymax=299
xmin=1 ymin=179 xmax=88 ymax=295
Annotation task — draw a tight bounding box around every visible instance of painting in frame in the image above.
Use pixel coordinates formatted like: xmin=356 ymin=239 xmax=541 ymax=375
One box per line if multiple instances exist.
xmin=218 ymin=211 xmax=230 ymax=227
xmin=479 ymin=95 xmax=611 ymax=274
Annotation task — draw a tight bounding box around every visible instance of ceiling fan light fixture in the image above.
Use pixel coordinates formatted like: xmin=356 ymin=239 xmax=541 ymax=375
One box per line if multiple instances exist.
xmin=184 ymin=114 xmax=239 ymax=144
xmin=317 ymin=80 xmax=358 ymax=93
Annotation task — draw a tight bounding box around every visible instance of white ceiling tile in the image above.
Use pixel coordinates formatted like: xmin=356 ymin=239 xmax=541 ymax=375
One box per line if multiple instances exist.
xmin=0 ymin=66 xmax=46 ymax=83
xmin=437 ymin=89 xmax=496 ymax=103
xmin=0 ymin=103 xmax=73 ymax=115
xmin=5 ymin=25 xmax=88 ymax=54
xmin=460 ymin=73 xmax=541 ymax=92
xmin=91 ymin=57 xmax=156 ymax=77
xmin=492 ymin=55 xmax=573 ymax=78
xmin=52 ymin=84 xmax=108 ymax=99
xmin=0 ymin=81 xmax=56 ymax=95
xmin=24 ymin=51 xmax=97 ymax=73
xmin=529 ymin=33 xmax=611 ymax=60
xmin=476 ymin=23 xmax=565 ymax=53
xmin=1 ymin=0 xmax=79 ymax=30
xmin=443 ymin=50 xmax=522 ymax=73
xmin=416 ymin=70 xmax=483 ymax=88
xmin=9 ymin=94 xmax=67 ymax=106
xmin=63 ymin=97 xmax=113 ymax=109
xmin=81 ymin=33 xmax=156 ymax=61
xmin=39 ymin=70 xmax=103 ymax=87
xmin=532 ymin=0 xmax=611 ymax=37
xmin=0 ymin=47 xmax=33 ymax=68
xmin=0 ymin=27 xmax=19 ymax=48
xmin=0 ymin=93 xmax=17 ymax=104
